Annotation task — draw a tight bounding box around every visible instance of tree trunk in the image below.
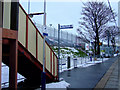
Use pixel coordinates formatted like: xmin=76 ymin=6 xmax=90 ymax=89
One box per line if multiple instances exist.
xmin=96 ymin=30 xmax=100 ymax=56
xmin=97 ymin=37 xmax=100 ymax=56
xmin=94 ymin=17 xmax=100 ymax=56
xmin=95 ymin=37 xmax=96 ymax=55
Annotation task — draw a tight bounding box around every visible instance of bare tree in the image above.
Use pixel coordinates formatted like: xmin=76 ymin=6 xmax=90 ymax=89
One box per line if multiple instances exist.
xmin=77 ymin=1 xmax=116 ymax=56
xmin=101 ymin=26 xmax=120 ymax=51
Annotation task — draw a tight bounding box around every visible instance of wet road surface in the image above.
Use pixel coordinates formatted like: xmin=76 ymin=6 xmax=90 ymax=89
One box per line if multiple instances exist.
xmin=61 ymin=56 xmax=118 ymax=89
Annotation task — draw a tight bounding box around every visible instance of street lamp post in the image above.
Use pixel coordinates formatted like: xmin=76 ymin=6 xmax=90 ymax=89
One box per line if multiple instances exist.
xmin=28 ymin=0 xmax=30 ymax=14
xmin=42 ymin=0 xmax=47 ymax=90
xmin=28 ymin=0 xmax=47 ymax=89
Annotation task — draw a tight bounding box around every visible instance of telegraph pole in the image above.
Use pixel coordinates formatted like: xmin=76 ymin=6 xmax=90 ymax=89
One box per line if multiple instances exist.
xmin=42 ymin=0 xmax=47 ymax=90
xmin=28 ymin=0 xmax=30 ymax=14
xmin=107 ymin=31 xmax=110 ymax=57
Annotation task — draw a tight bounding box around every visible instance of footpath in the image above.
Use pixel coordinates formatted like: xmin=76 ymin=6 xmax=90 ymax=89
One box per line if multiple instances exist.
xmin=95 ymin=56 xmax=119 ymax=89
xmin=61 ymin=56 xmax=119 ymax=89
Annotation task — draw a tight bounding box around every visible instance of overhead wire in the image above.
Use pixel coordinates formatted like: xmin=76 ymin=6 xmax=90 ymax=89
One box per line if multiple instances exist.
xmin=107 ymin=0 xmax=120 ymax=50
xmin=107 ymin=0 xmax=118 ymax=27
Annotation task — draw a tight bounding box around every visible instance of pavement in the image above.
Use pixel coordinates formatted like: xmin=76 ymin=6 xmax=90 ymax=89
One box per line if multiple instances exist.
xmin=60 ymin=56 xmax=119 ymax=89
xmin=104 ymin=60 xmax=118 ymax=89
xmin=95 ymin=56 xmax=119 ymax=89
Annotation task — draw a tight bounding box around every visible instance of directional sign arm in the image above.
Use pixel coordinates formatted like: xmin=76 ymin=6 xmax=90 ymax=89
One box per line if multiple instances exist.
xmin=60 ymin=25 xmax=73 ymax=29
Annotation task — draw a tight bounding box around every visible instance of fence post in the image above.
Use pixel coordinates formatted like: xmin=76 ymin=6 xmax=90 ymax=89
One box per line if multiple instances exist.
xmin=81 ymin=57 xmax=82 ymax=64
xmin=90 ymin=55 xmax=92 ymax=61
xmin=67 ymin=56 xmax=70 ymax=69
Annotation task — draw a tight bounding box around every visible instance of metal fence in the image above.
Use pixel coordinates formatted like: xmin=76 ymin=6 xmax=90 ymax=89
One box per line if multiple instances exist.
xmin=35 ymin=23 xmax=82 ymax=47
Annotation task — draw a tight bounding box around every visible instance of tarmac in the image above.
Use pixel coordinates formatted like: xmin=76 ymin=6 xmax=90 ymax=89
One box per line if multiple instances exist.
xmin=60 ymin=55 xmax=119 ymax=89
xmin=95 ymin=56 xmax=119 ymax=89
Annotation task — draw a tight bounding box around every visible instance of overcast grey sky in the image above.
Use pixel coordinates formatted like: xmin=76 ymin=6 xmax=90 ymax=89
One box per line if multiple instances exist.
xmin=20 ymin=0 xmax=119 ymax=35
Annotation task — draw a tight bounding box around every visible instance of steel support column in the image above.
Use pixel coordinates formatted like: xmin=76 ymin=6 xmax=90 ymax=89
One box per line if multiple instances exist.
xmin=9 ymin=1 xmax=19 ymax=90
xmin=0 ymin=29 xmax=2 ymax=90
xmin=0 ymin=1 xmax=3 ymax=89
xmin=9 ymin=39 xmax=18 ymax=90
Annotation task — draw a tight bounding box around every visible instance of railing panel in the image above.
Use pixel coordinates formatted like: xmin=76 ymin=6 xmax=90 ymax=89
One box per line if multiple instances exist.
xmin=18 ymin=7 xmax=26 ymax=47
xmin=53 ymin=54 xmax=55 ymax=76
xmin=52 ymin=52 xmax=54 ymax=75
xmin=28 ymin=19 xmax=36 ymax=57
xmin=18 ymin=4 xmax=58 ymax=78
xmin=45 ymin=43 xmax=51 ymax=72
xmin=50 ymin=51 xmax=53 ymax=74
xmin=38 ymin=32 xmax=43 ymax=64
xmin=3 ymin=2 xmax=11 ymax=29
xmin=55 ymin=57 xmax=57 ymax=76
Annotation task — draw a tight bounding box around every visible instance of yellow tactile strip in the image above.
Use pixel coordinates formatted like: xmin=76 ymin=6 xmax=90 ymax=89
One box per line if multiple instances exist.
xmin=94 ymin=58 xmax=118 ymax=89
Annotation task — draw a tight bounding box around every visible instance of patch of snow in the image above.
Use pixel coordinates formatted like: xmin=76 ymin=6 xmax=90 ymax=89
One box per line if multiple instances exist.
xmin=2 ymin=65 xmax=9 ymax=83
xmin=82 ymin=63 xmax=95 ymax=68
xmin=61 ymin=49 xmax=70 ymax=52
xmin=67 ymin=47 xmax=78 ymax=52
xmin=46 ymin=80 xmax=70 ymax=88
xmin=59 ymin=78 xmax=64 ymax=81
xmin=2 ymin=63 xmax=25 ymax=88
xmin=114 ymin=54 xmax=117 ymax=56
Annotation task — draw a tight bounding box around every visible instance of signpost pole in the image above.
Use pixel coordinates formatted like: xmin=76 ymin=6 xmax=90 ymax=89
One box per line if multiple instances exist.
xmin=58 ymin=24 xmax=60 ymax=81
xmin=57 ymin=24 xmax=73 ymax=81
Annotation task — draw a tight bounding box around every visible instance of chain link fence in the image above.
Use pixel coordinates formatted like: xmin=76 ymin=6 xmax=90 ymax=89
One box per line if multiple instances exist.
xmin=35 ymin=23 xmax=84 ymax=47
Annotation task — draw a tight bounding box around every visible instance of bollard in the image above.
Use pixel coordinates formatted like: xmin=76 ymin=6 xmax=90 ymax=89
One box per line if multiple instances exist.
xmin=74 ymin=58 xmax=77 ymax=68
xmin=102 ymin=56 xmax=103 ymax=63
xmin=82 ymin=57 xmax=83 ymax=64
xmin=67 ymin=56 xmax=70 ymax=69
xmin=85 ymin=57 xmax=86 ymax=63
xmin=81 ymin=57 xmax=82 ymax=64
xmin=87 ymin=56 xmax=89 ymax=62
xmin=90 ymin=56 xmax=92 ymax=61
